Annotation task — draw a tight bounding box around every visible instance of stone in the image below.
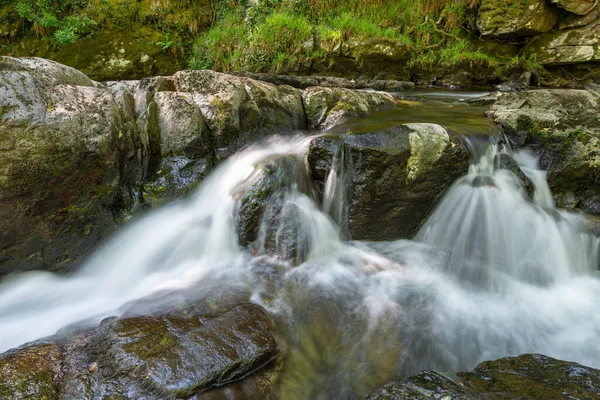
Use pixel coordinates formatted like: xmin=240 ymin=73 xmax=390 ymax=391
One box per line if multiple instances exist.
xmin=0 ymin=342 xmax=62 ymax=400
xmin=302 ymin=86 xmax=396 ymax=130
xmin=552 ymin=0 xmax=598 ymax=15
xmin=99 ymin=303 xmax=278 ymax=398
xmin=477 ymin=0 xmax=558 ymax=38
xmin=0 ymin=57 xmax=147 ymax=275
xmin=525 ymin=23 xmax=600 ymax=65
xmin=307 ymin=124 xmax=470 ymax=240
xmin=174 ymin=70 xmax=306 ymax=149
xmin=366 ymin=354 xmax=600 ymax=399
xmin=488 ymin=89 xmax=600 ymax=214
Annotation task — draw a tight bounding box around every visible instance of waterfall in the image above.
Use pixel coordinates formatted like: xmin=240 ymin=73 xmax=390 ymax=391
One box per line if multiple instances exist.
xmin=0 ymin=132 xmax=599 ymax=399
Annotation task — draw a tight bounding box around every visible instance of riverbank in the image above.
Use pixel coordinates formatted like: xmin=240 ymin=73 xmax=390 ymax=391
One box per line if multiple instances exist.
xmin=1 ymin=1 xmax=598 ymax=87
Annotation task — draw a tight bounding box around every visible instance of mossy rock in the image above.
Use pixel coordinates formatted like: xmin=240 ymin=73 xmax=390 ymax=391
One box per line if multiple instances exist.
xmin=307 ymin=123 xmax=470 ymax=240
xmin=366 ymin=353 xmax=600 ymax=399
xmin=0 ymin=342 xmax=62 ymax=400
xmin=477 ymin=0 xmax=558 ymax=38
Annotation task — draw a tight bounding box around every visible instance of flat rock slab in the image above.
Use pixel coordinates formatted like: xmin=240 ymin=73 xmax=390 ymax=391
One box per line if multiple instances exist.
xmin=99 ymin=303 xmax=278 ymax=398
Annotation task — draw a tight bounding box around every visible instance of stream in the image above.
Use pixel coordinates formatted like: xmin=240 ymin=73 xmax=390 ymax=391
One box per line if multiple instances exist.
xmin=0 ymin=95 xmax=599 ymax=399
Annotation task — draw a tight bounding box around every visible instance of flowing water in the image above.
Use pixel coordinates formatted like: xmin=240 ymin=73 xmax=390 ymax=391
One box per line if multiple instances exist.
xmin=0 ymin=100 xmax=599 ymax=399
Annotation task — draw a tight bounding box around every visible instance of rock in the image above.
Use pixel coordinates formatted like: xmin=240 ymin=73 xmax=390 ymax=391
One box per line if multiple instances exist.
xmin=488 ymin=89 xmax=600 ymax=213
xmin=477 ymin=0 xmax=558 ymax=38
xmin=552 ymin=0 xmax=598 ymax=15
xmin=174 ymin=70 xmax=306 ymax=149
xmin=302 ymin=87 xmax=396 ymax=130
xmin=366 ymin=353 xmax=600 ymax=400
xmin=230 ymin=72 xmax=415 ymax=92
xmin=308 ymin=124 xmax=469 ymax=240
xmin=237 ymin=157 xmax=317 ymax=262
xmin=525 ymin=22 xmax=600 ymax=65
xmin=559 ymin=6 xmax=600 ymax=29
xmin=0 ymin=342 xmax=62 ymax=400
xmin=154 ymin=92 xmax=211 ymax=157
xmin=0 ymin=57 xmax=147 ymax=275
xmin=99 ymin=303 xmax=278 ymax=398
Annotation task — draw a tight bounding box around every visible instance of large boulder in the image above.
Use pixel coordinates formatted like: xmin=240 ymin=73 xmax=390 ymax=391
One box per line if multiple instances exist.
xmin=302 ymin=86 xmax=396 ymax=130
xmin=307 ymin=124 xmax=469 ymax=240
xmin=477 ymin=0 xmax=558 ymax=38
xmin=173 ymin=70 xmax=307 ymax=150
xmin=488 ymin=89 xmax=600 ymax=213
xmin=0 ymin=302 xmax=279 ymax=400
xmin=0 ymin=57 xmax=147 ymax=275
xmin=366 ymin=354 xmax=600 ymax=399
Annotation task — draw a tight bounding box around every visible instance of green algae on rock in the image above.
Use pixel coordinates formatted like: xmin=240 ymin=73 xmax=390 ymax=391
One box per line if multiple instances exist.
xmin=366 ymin=353 xmax=600 ymax=400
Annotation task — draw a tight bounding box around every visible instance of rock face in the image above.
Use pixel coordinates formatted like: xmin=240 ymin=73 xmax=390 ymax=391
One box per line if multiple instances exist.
xmin=308 ymin=124 xmax=470 ymax=240
xmin=488 ymin=89 xmax=600 ymax=213
xmin=477 ymin=0 xmax=558 ymax=38
xmin=366 ymin=353 xmax=600 ymax=399
xmin=0 ymin=57 xmax=147 ymax=275
xmin=525 ymin=22 xmax=600 ymax=65
xmin=0 ymin=303 xmax=279 ymax=400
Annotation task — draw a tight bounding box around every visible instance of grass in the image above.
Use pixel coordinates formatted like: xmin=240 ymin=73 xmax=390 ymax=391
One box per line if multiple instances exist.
xmin=4 ymin=0 xmax=518 ymax=78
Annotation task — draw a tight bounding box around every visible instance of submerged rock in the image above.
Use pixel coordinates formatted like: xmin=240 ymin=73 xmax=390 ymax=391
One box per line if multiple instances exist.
xmin=308 ymin=123 xmax=469 ymax=240
xmin=489 ymin=89 xmax=600 ymax=213
xmin=366 ymin=354 xmax=600 ymax=399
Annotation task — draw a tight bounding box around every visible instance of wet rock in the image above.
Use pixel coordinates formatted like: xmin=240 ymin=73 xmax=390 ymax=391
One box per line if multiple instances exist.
xmin=366 ymin=353 xmax=600 ymax=400
xmin=489 ymin=89 xmax=600 ymax=214
xmin=99 ymin=303 xmax=278 ymax=398
xmin=552 ymin=0 xmax=598 ymax=15
xmin=173 ymin=70 xmax=306 ymax=149
xmin=308 ymin=124 xmax=469 ymax=240
xmin=0 ymin=57 xmax=147 ymax=275
xmin=494 ymin=153 xmax=535 ymax=198
xmin=0 ymin=342 xmax=62 ymax=400
xmin=237 ymin=157 xmax=317 ymax=262
xmin=477 ymin=0 xmax=558 ymax=38
xmin=302 ymin=86 xmax=396 ymax=130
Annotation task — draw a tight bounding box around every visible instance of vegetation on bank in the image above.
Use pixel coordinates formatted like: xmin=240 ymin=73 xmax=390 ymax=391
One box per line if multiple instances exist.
xmin=2 ymin=0 xmax=536 ymax=77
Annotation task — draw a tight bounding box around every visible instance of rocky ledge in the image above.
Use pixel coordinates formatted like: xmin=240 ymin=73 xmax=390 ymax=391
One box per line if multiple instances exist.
xmin=0 ymin=56 xmax=399 ymax=275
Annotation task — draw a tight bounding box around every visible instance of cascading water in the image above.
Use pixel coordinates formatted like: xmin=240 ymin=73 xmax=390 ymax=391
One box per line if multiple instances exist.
xmin=0 ymin=129 xmax=599 ymax=399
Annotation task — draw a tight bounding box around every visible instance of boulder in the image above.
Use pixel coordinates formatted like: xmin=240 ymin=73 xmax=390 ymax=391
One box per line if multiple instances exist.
xmin=0 ymin=342 xmax=62 ymax=400
xmin=477 ymin=0 xmax=558 ymax=38
xmin=488 ymin=89 xmax=600 ymax=213
xmin=173 ymin=70 xmax=307 ymax=149
xmin=302 ymin=86 xmax=396 ymax=130
xmin=366 ymin=354 xmax=600 ymax=399
xmin=552 ymin=0 xmax=598 ymax=15
xmin=307 ymin=124 xmax=470 ymax=240
xmin=525 ymin=22 xmax=600 ymax=65
xmin=0 ymin=57 xmax=147 ymax=275
xmin=99 ymin=303 xmax=278 ymax=398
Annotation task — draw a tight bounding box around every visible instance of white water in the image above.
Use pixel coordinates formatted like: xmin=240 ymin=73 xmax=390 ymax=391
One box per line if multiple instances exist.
xmin=0 ymin=134 xmax=599 ymax=398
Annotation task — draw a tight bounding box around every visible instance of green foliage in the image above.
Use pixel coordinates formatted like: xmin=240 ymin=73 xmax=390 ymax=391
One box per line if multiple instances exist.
xmin=14 ymin=0 xmax=95 ymax=45
xmin=188 ymin=0 xmax=488 ymax=72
